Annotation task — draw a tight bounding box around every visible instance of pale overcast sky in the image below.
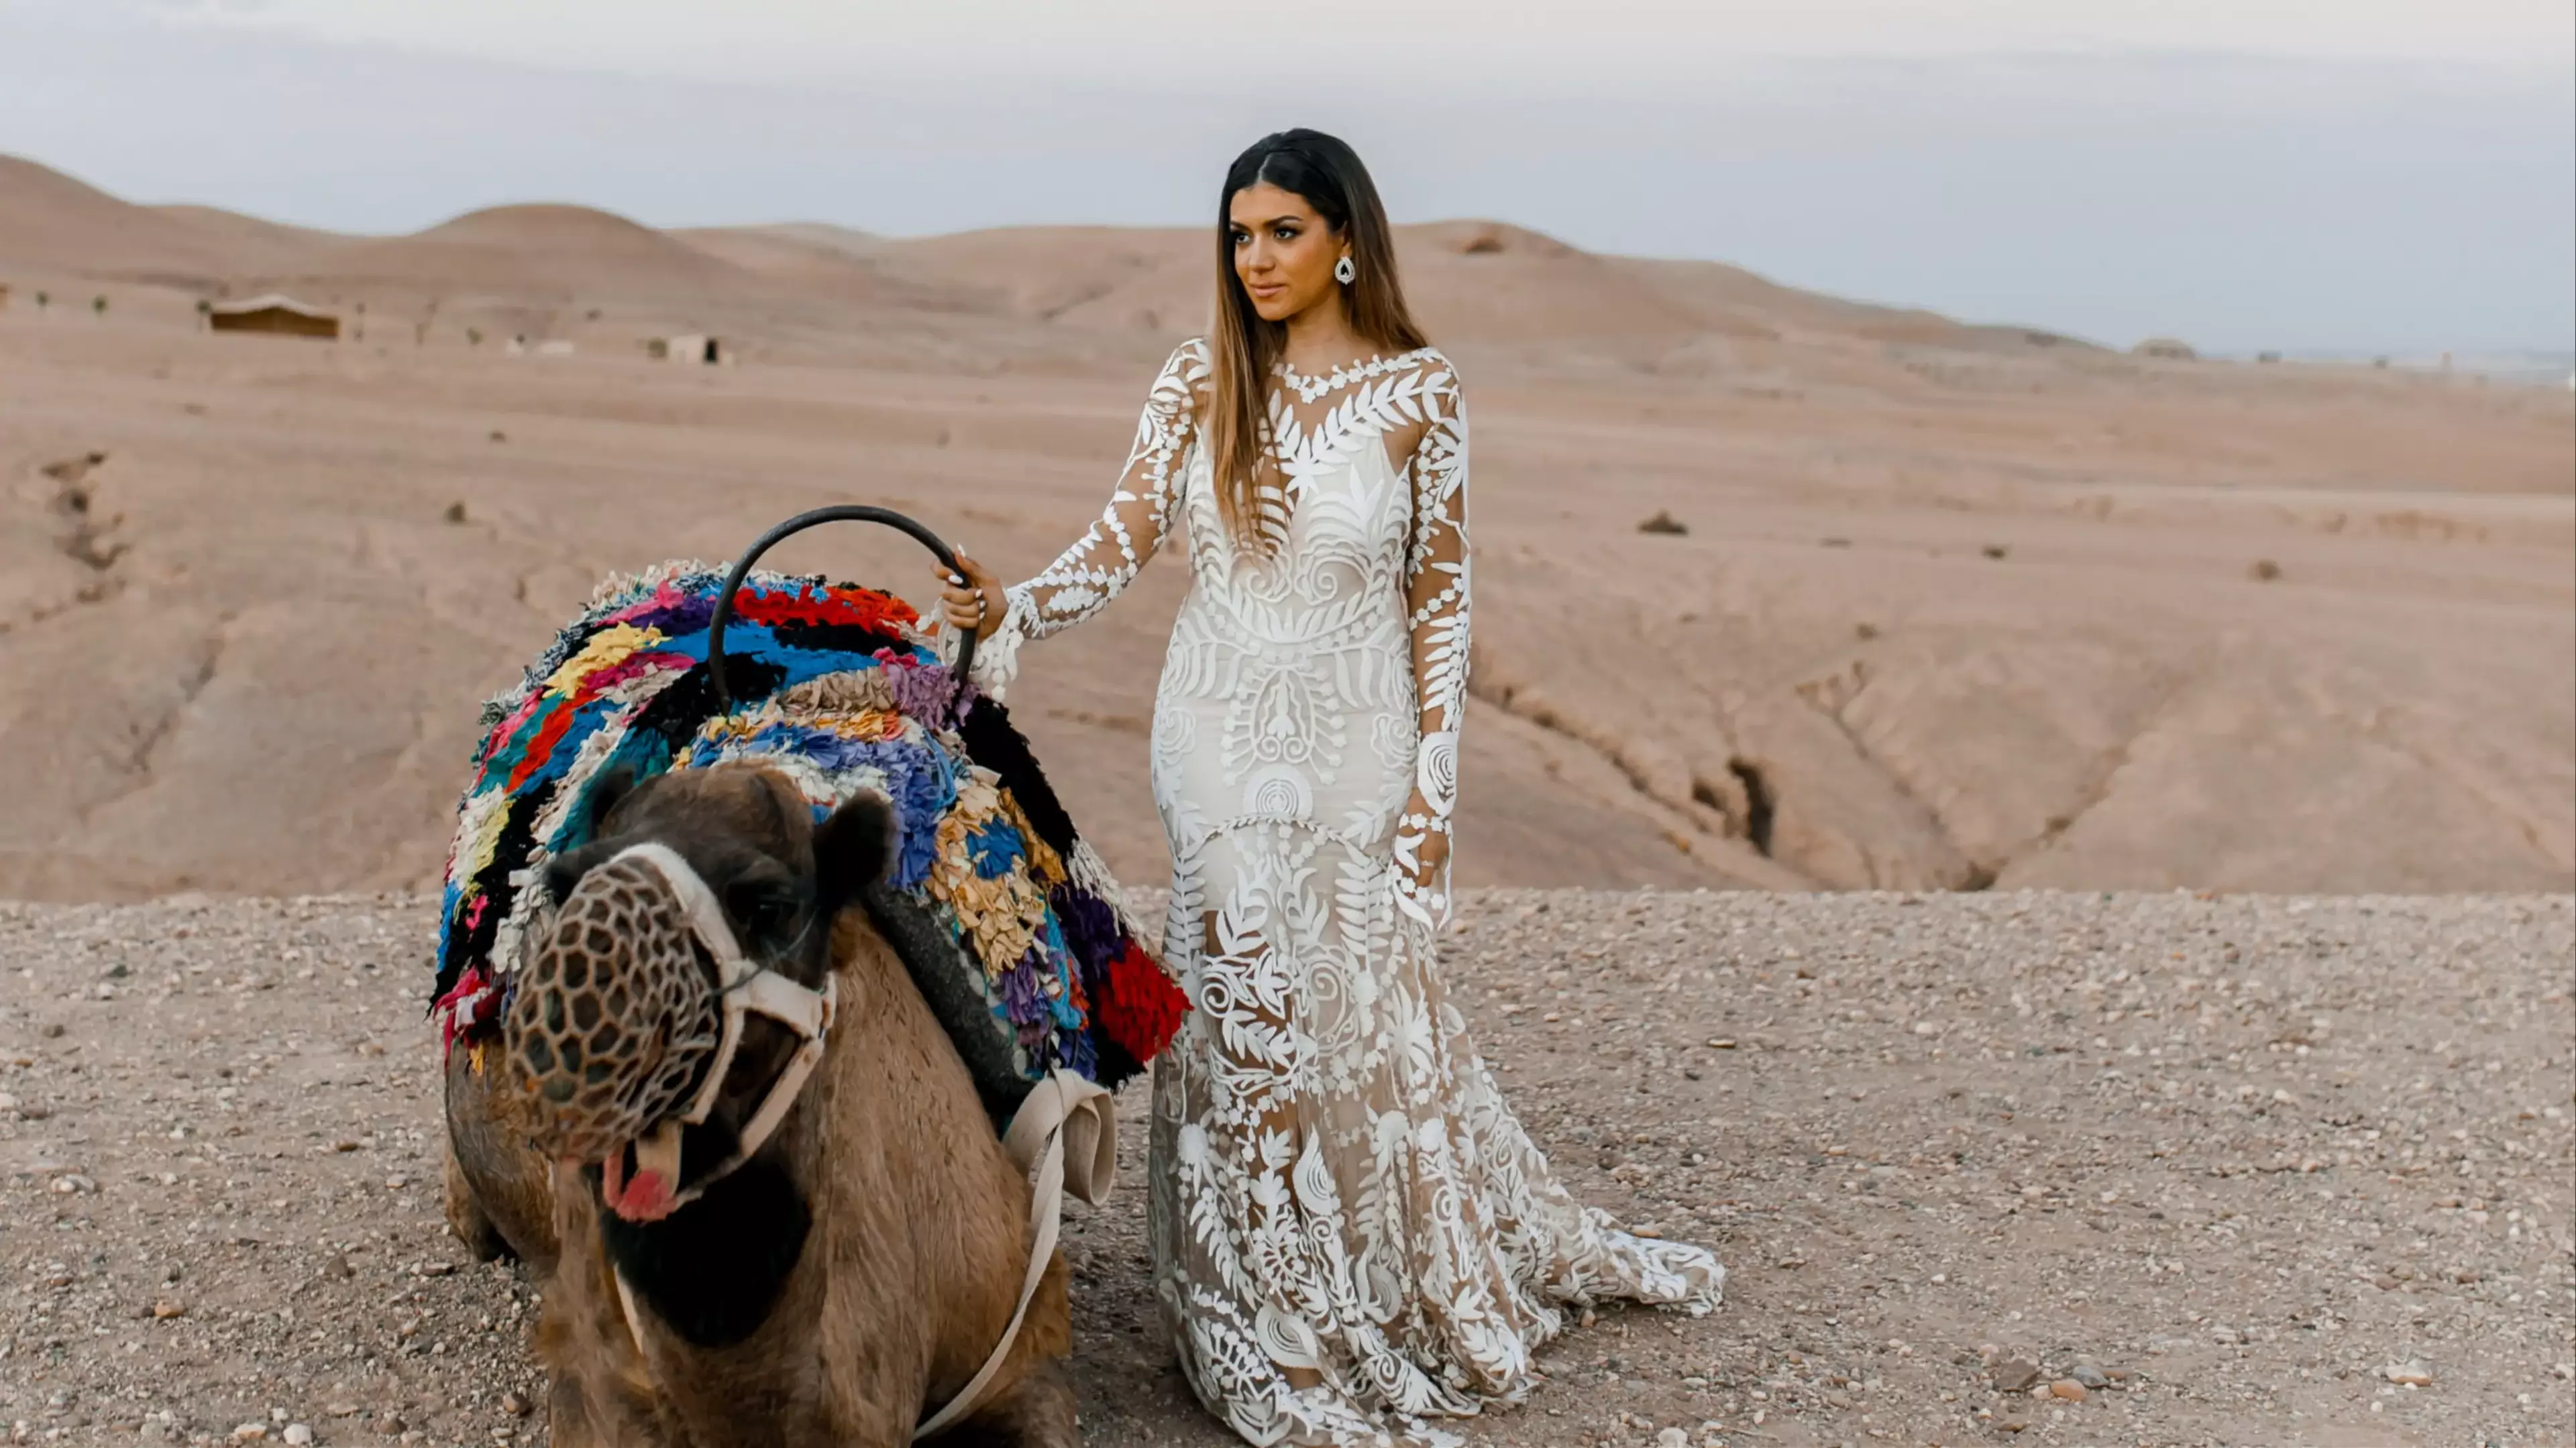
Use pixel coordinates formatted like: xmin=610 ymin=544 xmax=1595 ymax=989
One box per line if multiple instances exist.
xmin=117 ymin=0 xmax=2576 ymax=72
xmin=3 ymin=0 xmax=2569 ymax=353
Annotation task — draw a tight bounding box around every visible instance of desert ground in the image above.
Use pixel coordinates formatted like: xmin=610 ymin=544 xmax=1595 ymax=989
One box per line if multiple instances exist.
xmin=3 ymin=889 xmax=2571 ymax=1447
xmin=3 ymin=153 xmax=2573 ymax=1448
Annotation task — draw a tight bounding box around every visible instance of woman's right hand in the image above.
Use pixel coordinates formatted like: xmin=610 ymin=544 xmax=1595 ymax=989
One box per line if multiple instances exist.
xmin=933 ymin=552 xmax=1006 ymax=641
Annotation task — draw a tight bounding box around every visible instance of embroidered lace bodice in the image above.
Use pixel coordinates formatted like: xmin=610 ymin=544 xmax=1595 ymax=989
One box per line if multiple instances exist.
xmin=980 ymin=338 xmax=1468 ymax=928
xmin=972 ymin=339 xmax=1722 ymax=1447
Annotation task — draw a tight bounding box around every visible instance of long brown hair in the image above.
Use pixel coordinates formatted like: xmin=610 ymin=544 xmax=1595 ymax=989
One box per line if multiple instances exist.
xmin=1206 ymin=129 xmax=1428 ymax=553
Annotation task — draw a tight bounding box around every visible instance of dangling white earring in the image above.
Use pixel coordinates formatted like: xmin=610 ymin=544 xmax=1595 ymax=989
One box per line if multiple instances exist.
xmin=1334 ymin=254 xmax=1356 ymax=285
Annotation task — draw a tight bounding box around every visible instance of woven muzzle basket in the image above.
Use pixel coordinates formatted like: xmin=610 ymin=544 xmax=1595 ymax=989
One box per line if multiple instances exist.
xmin=506 ymin=854 xmax=722 ymax=1164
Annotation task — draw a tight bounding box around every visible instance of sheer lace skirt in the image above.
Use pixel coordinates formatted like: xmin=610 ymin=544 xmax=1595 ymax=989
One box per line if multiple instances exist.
xmin=1143 ymin=815 xmax=1725 ymax=1448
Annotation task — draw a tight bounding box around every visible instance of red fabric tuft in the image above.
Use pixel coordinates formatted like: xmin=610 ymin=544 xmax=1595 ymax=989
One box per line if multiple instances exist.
xmin=432 ymin=964 xmax=496 ymax=1058
xmin=729 ymin=581 xmax=918 ymax=633
xmin=1097 ymin=944 xmax=1187 ymax=1064
xmin=506 ymin=699 xmax=580 ymax=792
xmin=482 ymin=688 xmax=547 ymax=763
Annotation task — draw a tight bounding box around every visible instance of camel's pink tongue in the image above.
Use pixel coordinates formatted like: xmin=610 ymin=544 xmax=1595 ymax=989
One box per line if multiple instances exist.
xmin=600 ymin=1144 xmax=678 ymax=1223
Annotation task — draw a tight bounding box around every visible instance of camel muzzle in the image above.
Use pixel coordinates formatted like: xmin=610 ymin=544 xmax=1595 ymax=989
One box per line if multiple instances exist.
xmin=506 ymin=843 xmax=836 ymax=1223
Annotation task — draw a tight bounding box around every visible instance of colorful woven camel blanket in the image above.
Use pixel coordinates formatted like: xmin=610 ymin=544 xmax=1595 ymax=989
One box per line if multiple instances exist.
xmin=430 ymin=561 xmax=1184 ymax=1119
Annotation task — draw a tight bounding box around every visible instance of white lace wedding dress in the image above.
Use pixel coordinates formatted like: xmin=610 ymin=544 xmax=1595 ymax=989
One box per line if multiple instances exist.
xmin=972 ymin=339 xmax=1723 ymax=1446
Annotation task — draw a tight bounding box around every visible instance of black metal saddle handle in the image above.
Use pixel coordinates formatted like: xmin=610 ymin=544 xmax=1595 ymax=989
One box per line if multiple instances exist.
xmin=704 ymin=505 xmax=977 ymax=714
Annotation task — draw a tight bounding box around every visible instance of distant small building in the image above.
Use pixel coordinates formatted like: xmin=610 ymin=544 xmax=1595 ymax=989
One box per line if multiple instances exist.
xmin=648 ymin=334 xmax=724 ymax=364
xmin=209 ymin=294 xmax=339 ymax=340
xmin=2132 ymin=337 xmax=2196 ymax=361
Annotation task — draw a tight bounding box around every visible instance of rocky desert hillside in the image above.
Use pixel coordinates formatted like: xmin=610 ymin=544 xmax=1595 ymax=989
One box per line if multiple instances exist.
xmin=2 ymin=154 xmax=2569 ymax=901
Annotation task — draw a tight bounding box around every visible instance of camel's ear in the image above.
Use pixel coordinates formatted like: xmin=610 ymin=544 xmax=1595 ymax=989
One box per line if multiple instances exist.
xmin=543 ymin=766 xmax=644 ymax=904
xmin=542 ymin=839 xmax=619 ymax=906
xmin=812 ymin=791 xmax=897 ymax=909
xmin=584 ymin=763 xmax=640 ymax=835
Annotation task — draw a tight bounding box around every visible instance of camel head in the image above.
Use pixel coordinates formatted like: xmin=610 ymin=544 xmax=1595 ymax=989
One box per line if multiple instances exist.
xmin=502 ymin=761 xmax=894 ymax=1226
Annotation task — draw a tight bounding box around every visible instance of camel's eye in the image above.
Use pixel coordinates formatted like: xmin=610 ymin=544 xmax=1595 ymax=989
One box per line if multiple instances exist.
xmin=725 ymin=879 xmax=804 ymax=948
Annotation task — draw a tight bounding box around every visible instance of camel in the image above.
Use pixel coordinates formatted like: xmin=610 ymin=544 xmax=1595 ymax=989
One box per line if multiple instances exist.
xmin=442 ymin=761 xmax=1080 ymax=1447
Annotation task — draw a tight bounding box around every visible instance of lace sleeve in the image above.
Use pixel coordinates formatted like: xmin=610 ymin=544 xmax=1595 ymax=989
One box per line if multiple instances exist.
xmin=1395 ymin=355 xmax=1470 ymax=929
xmin=963 ymin=339 xmax=1208 ymax=698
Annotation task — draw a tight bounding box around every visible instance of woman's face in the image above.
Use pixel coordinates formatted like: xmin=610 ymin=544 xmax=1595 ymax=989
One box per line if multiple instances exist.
xmin=1229 ymin=181 xmax=1346 ymax=325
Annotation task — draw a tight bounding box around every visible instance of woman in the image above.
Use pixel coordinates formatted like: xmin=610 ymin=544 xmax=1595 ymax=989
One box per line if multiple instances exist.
xmin=938 ymin=129 xmax=1723 ymax=1447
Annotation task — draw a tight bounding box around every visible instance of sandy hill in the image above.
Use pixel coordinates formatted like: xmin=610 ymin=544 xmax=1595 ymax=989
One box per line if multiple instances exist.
xmin=1392 ymin=221 xmax=1734 ymax=352
xmin=855 ymin=224 xmax=1205 ymax=322
xmin=0 ymin=156 xmax=2568 ymax=903
xmin=722 ymin=216 xmax=2084 ymax=361
xmin=0 ymin=154 xmax=331 ymax=284
xmin=0 ymin=161 xmax=775 ymax=311
xmin=144 ymin=204 xmax=346 ymax=264
xmin=1617 ymin=249 xmax=2078 ymax=352
xmin=984 ymin=219 xmax=1728 ymax=351
xmin=264 ymin=203 xmax=749 ymax=304
xmin=667 ymin=225 xmax=957 ymax=311
xmin=780 ymin=219 xmax=1928 ymax=355
xmin=744 ymin=222 xmax=885 ymax=259
xmin=0 ymin=157 xmax=2045 ymax=361
xmin=669 ymin=216 xmax=1868 ymax=361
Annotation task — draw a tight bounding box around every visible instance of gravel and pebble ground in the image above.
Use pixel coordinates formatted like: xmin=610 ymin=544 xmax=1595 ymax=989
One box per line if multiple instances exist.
xmin=2 ymin=889 xmax=2569 ymax=1447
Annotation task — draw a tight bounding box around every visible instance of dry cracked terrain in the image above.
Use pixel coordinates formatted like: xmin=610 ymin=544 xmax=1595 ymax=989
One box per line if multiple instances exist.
xmin=3 ymin=889 xmax=2569 ymax=1448
xmin=7 ymin=152 xmax=2571 ymax=905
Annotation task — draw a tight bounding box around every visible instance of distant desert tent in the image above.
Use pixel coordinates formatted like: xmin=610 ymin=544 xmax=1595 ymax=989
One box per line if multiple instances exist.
xmin=2132 ymin=337 xmax=2197 ymax=361
xmin=209 ymin=293 xmax=339 ymax=340
xmin=648 ymin=333 xmax=723 ymax=364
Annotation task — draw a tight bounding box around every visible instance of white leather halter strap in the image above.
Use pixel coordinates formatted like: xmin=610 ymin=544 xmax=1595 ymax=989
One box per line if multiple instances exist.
xmin=912 ymin=1068 xmax=1114 ymax=1438
xmin=611 ymin=842 xmax=836 ymax=1209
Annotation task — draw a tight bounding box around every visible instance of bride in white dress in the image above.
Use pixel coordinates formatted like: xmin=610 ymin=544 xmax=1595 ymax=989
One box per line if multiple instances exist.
xmin=938 ymin=129 xmax=1723 ymax=1447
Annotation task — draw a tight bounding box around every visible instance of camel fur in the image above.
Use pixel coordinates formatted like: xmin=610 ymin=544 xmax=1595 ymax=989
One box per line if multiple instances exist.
xmin=443 ymin=763 xmax=1079 ymax=1447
